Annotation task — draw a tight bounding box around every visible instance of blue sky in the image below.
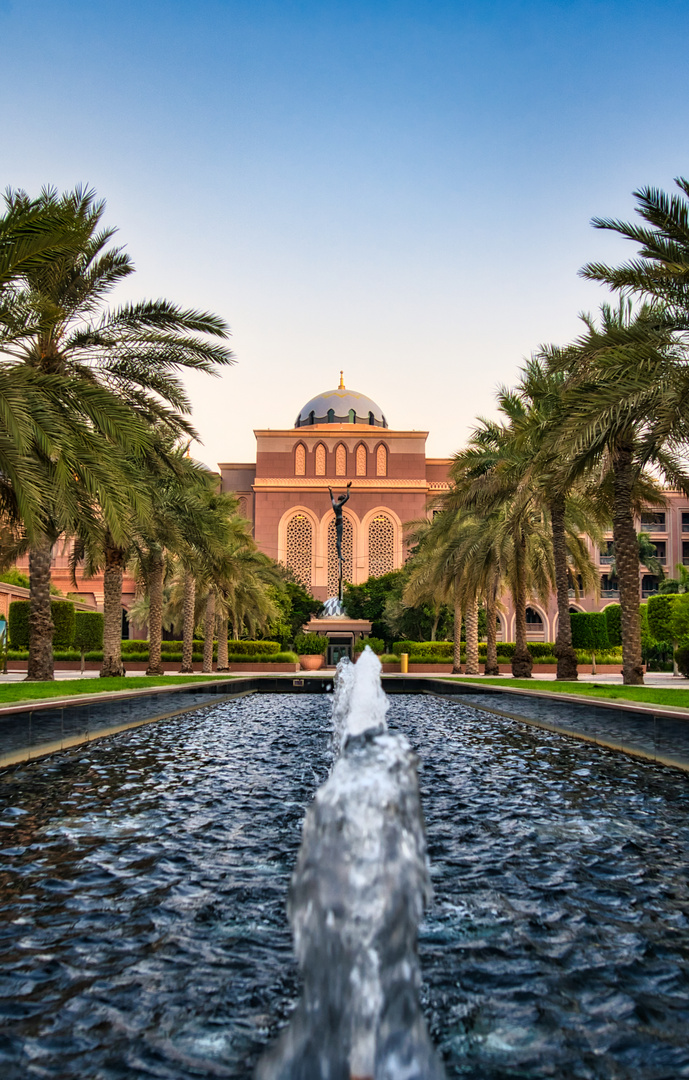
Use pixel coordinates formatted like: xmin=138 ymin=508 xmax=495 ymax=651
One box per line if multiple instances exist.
xmin=2 ymin=0 xmax=689 ymax=465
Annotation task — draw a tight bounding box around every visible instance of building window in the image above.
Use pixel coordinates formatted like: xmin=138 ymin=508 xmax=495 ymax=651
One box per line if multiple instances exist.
xmin=356 ymin=444 xmax=367 ymax=477
xmin=348 ymin=408 xmax=356 ymax=423
xmin=327 ymin=408 xmax=335 ymax=423
xmin=336 ymin=444 xmax=347 ymax=477
xmin=648 ymin=540 xmax=667 ymax=565
xmin=237 ymin=496 xmax=248 ymax=518
xmin=294 ymin=443 xmax=306 ymax=476
xmin=683 ymin=540 xmax=689 ymax=566
xmin=327 ymin=514 xmax=353 ymax=596
xmin=286 ymin=514 xmax=313 ymax=589
xmin=640 ymin=511 xmax=666 ymax=530
xmin=315 ymin=443 xmax=326 ymax=476
xmin=368 ymin=514 xmax=395 ymax=577
xmin=682 ymin=512 xmax=689 ymax=533
xmin=600 ymin=540 xmax=614 ymax=564
xmin=309 ymin=410 xmax=315 ymax=425
xmin=368 ymin=411 xmax=375 ymax=425
xmin=525 ymin=607 xmax=543 ymax=625
xmin=376 ymin=443 xmax=388 ymax=477
xmin=601 ymin=574 xmax=619 ymax=597
xmin=642 ymin=575 xmax=659 ymax=598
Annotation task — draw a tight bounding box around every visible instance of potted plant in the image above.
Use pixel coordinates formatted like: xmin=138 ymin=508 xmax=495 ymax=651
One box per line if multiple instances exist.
xmin=294 ymin=633 xmax=328 ymax=671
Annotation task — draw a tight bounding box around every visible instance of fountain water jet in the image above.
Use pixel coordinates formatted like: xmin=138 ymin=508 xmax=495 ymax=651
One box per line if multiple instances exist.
xmin=256 ymin=648 xmax=445 ymax=1080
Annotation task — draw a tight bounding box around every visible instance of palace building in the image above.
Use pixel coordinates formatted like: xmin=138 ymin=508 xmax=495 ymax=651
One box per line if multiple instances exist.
xmin=218 ymin=375 xmax=451 ymax=601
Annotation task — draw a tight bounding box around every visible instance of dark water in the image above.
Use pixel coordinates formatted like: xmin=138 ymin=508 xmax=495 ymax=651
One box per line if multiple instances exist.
xmin=0 ymin=694 xmax=688 ymax=1079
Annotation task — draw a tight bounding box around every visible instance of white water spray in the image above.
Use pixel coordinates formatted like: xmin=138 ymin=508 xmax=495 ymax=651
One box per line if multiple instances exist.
xmin=256 ymin=647 xmax=445 ymax=1080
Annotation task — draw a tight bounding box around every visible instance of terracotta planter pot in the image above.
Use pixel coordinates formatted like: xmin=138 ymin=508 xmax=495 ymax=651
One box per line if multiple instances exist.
xmin=299 ymin=654 xmax=324 ymax=671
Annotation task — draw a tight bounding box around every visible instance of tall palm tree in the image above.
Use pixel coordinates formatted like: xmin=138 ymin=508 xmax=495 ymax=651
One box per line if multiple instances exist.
xmin=552 ymin=300 xmax=689 ymax=683
xmin=0 ymin=186 xmax=234 ymax=679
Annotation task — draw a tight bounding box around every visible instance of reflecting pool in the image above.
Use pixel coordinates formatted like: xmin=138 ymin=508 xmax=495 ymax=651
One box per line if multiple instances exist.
xmin=0 ymin=694 xmax=688 ymax=1078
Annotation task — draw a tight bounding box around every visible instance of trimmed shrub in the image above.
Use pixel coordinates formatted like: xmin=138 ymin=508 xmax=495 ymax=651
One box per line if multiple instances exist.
xmin=380 ymin=654 xmax=399 ymax=664
xmin=74 ymin=611 xmax=104 ymax=653
xmin=294 ymin=633 xmax=328 ymax=655
xmin=604 ymin=604 xmax=622 ymax=647
xmin=392 ymin=641 xmax=454 ymax=660
xmin=222 ymin=640 xmax=281 ymax=655
xmin=675 ymin=643 xmax=689 ymax=679
xmin=8 ymin=601 xmax=29 ymax=649
xmin=9 ymin=598 xmax=75 ymax=649
xmin=51 ymin=600 xmax=75 ymax=648
xmin=647 ymin=594 xmax=677 ymax=644
xmin=570 ymin=612 xmax=609 ymax=653
xmin=354 ymin=637 xmax=385 ymax=655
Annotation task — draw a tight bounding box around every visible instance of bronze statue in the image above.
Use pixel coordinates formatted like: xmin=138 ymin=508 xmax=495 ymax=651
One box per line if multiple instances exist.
xmin=329 ymin=482 xmax=351 ymax=601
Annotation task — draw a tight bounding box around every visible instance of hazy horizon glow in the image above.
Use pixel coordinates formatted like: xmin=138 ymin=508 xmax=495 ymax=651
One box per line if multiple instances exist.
xmin=2 ymin=0 xmax=688 ymax=467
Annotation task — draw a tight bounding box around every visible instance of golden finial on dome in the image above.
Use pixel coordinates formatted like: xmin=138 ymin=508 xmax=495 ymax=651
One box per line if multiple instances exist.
xmin=338 ymin=370 xmax=345 ymax=389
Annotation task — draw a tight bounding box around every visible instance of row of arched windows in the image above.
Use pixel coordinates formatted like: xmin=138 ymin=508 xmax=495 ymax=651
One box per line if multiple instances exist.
xmin=284 ymin=509 xmax=397 ymax=591
xmin=294 ymin=441 xmax=388 ymax=478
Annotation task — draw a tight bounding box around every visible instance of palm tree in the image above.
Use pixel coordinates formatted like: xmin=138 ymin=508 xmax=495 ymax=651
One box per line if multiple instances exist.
xmin=0 ymin=186 xmax=234 ymax=679
xmin=552 ymin=300 xmax=689 ymax=684
xmin=581 ymin=176 xmax=689 ymax=314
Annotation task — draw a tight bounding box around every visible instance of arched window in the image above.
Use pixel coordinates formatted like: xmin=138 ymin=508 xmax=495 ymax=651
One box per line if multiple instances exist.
xmin=309 ymin=410 xmax=315 ymax=425
xmin=376 ymin=443 xmax=388 ymax=477
xmin=356 ymin=444 xmax=367 ymax=477
xmin=294 ymin=443 xmax=306 ymax=476
xmin=368 ymin=513 xmax=395 ymax=577
xmin=327 ymin=408 xmax=335 ymax=423
xmin=335 ymin=444 xmax=347 ymax=477
xmin=525 ymin=607 xmax=543 ymax=625
xmin=315 ymin=443 xmax=326 ymax=476
xmin=368 ymin=411 xmax=375 ymax=426
xmin=327 ymin=514 xmax=353 ymax=596
xmin=237 ymin=496 xmax=248 ymax=518
xmin=286 ymin=514 xmax=313 ymax=589
xmin=348 ymin=408 xmax=356 ymax=423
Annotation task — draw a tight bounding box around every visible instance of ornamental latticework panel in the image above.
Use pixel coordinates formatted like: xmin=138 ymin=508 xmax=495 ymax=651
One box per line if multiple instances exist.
xmin=294 ymin=443 xmax=306 ymax=476
xmin=286 ymin=514 xmax=313 ymax=589
xmin=327 ymin=515 xmax=353 ymax=596
xmin=356 ymin=444 xmax=367 ymax=476
xmin=376 ymin=444 xmax=388 ymax=476
xmin=336 ymin=444 xmax=347 ymax=476
xmin=315 ymin=443 xmax=326 ymax=476
xmin=237 ymin=496 xmax=248 ymax=518
xmin=368 ymin=514 xmax=395 ymax=577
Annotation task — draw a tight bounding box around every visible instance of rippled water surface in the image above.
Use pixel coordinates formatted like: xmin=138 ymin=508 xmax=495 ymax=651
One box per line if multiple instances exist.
xmin=1 ymin=693 xmax=688 ymax=1078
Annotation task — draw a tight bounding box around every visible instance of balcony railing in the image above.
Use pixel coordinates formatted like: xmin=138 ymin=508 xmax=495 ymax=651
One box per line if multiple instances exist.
xmin=599 ymin=554 xmax=614 ymax=564
xmin=601 ymin=589 xmax=619 ymax=598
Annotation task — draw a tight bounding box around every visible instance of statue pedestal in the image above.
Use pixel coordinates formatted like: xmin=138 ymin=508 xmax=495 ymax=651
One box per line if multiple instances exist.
xmin=303 ymin=614 xmax=373 ymax=667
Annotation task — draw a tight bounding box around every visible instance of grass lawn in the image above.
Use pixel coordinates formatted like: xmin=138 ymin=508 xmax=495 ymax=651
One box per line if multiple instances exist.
xmin=444 ymin=677 xmax=689 ymax=710
xmin=0 ymin=675 xmax=236 ymax=706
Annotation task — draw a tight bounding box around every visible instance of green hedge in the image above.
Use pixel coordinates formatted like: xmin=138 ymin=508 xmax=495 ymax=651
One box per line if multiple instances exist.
xmin=570 ymin=612 xmax=610 ymax=651
xmin=9 ymin=599 xmax=75 ymax=649
xmin=227 ymin=651 xmax=299 ymax=664
xmin=353 ymin=637 xmax=385 ymax=655
xmin=392 ymin=641 xmax=454 ymax=660
xmin=604 ymin=604 xmax=622 ymax=647
xmin=74 ymin=611 xmax=104 ymax=652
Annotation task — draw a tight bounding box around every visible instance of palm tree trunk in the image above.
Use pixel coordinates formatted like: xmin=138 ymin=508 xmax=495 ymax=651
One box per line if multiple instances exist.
xmin=550 ymin=493 xmax=578 ymax=681
xmin=101 ymin=542 xmax=125 ymax=677
xmin=613 ymin=443 xmax=644 ymax=685
xmin=430 ymin=607 xmax=439 ymax=641
xmin=452 ymin=595 xmax=463 ymax=674
xmin=27 ymin=535 xmax=54 ymax=681
xmin=511 ymin=534 xmax=533 ymax=678
xmin=484 ymin=578 xmax=500 ymax=675
xmin=180 ymin=570 xmax=196 ymax=673
xmin=145 ymin=548 xmax=165 ymax=676
xmin=465 ymin=595 xmax=480 ymax=674
xmin=203 ymin=590 xmax=216 ymax=673
xmin=216 ymin=613 xmax=229 ymax=671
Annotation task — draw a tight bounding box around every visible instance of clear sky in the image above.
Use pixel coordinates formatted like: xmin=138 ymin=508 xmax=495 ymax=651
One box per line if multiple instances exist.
xmin=2 ymin=0 xmax=689 ymax=467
